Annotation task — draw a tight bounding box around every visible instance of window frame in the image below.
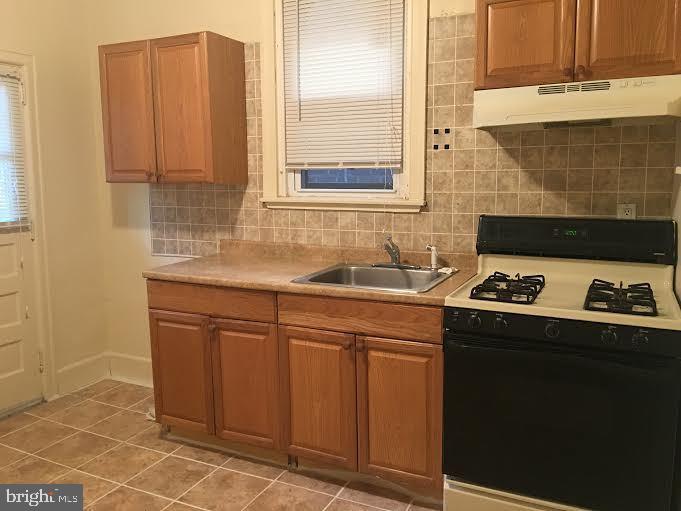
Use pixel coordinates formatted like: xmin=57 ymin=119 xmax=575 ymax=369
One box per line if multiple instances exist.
xmin=261 ymin=0 xmax=428 ymax=213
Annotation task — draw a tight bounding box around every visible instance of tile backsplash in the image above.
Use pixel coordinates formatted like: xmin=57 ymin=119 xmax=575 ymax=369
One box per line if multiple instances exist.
xmin=150 ymin=14 xmax=677 ymax=257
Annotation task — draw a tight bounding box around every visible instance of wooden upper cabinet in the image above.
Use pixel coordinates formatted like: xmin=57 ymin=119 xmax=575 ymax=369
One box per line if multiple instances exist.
xmin=212 ymin=319 xmax=279 ymax=449
xmin=279 ymin=326 xmax=358 ymax=470
xmin=99 ymin=32 xmax=247 ymax=184
xmin=149 ymin=310 xmax=215 ymax=434
xmin=476 ymin=0 xmax=577 ymax=89
xmin=575 ymin=0 xmax=681 ymax=81
xmin=357 ymin=337 xmax=443 ymax=490
xmin=99 ymin=41 xmax=156 ymax=182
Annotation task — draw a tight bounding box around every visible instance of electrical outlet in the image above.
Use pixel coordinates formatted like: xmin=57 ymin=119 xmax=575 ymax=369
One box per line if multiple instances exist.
xmin=617 ymin=203 xmax=637 ymax=219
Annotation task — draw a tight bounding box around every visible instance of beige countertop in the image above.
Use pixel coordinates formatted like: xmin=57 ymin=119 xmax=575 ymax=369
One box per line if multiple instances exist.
xmin=143 ymin=241 xmax=478 ymax=306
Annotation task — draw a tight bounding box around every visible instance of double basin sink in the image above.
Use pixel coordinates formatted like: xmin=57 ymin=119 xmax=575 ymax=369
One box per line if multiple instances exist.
xmin=293 ymin=263 xmax=453 ymax=294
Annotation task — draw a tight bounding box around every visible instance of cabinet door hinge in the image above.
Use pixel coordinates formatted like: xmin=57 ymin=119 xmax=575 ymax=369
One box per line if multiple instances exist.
xmin=38 ymin=350 xmax=45 ymax=374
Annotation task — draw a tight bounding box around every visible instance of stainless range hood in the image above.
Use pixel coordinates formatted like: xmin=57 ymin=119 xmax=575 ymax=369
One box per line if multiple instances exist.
xmin=473 ymin=74 xmax=681 ymax=129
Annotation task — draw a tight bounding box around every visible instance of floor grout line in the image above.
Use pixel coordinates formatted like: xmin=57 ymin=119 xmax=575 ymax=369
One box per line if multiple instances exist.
xmin=321 ymin=479 xmax=350 ymax=511
xmin=237 ymin=472 xmax=281 ymax=511
xmin=170 ymin=463 xmax=221 ymax=510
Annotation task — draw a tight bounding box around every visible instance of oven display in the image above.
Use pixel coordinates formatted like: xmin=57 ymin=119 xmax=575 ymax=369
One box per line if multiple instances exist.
xmin=553 ymin=227 xmax=586 ymax=239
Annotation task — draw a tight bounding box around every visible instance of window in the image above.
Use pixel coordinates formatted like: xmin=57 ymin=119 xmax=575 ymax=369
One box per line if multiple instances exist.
xmin=263 ymin=0 xmax=428 ymax=211
xmin=0 ymin=64 xmax=29 ymax=228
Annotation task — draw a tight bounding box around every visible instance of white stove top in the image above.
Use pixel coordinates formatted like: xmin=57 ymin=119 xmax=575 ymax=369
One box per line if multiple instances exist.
xmin=445 ymin=254 xmax=681 ymax=331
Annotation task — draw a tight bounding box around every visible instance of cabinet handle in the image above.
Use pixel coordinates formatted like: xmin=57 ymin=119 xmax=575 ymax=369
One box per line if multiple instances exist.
xmin=342 ymin=340 xmax=353 ymax=350
xmin=575 ymin=65 xmax=588 ymax=79
xmin=356 ymin=340 xmax=365 ymax=352
xmin=208 ymin=324 xmax=217 ymax=334
xmin=562 ymin=67 xmax=572 ymax=77
xmin=146 ymin=170 xmax=155 ymax=181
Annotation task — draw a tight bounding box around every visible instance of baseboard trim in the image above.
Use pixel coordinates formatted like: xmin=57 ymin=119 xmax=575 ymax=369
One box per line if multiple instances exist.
xmin=56 ymin=353 xmax=109 ymax=395
xmin=106 ymin=352 xmax=152 ymax=388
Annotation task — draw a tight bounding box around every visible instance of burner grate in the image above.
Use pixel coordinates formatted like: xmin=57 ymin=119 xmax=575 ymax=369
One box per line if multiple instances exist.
xmin=583 ymin=279 xmax=658 ymax=316
xmin=470 ymin=272 xmax=546 ymax=304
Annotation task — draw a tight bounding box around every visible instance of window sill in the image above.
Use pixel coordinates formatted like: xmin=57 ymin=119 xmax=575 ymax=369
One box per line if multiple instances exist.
xmin=261 ymin=196 xmax=425 ymax=213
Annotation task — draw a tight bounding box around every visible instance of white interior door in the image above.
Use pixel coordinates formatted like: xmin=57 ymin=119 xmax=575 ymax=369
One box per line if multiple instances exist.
xmin=0 ymin=231 xmax=41 ymax=413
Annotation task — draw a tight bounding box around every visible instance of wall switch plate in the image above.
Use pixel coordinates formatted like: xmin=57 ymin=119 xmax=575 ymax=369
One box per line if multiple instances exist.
xmin=617 ymin=203 xmax=637 ymax=219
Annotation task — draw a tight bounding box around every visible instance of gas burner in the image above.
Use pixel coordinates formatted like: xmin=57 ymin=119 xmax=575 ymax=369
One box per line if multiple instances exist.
xmin=584 ymin=279 xmax=658 ymax=316
xmin=470 ymin=271 xmax=546 ymax=304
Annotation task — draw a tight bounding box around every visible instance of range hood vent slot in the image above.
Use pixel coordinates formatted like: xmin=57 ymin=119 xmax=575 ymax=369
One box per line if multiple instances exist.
xmin=538 ymin=85 xmax=566 ymax=95
xmin=581 ymin=81 xmax=611 ymax=92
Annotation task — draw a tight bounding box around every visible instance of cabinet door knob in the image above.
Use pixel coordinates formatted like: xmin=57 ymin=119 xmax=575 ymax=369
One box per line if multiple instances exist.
xmin=575 ymin=65 xmax=588 ymax=79
xmin=356 ymin=340 xmax=365 ymax=352
xmin=342 ymin=340 xmax=353 ymax=350
xmin=208 ymin=324 xmax=217 ymax=333
xmin=563 ymin=67 xmax=572 ymax=77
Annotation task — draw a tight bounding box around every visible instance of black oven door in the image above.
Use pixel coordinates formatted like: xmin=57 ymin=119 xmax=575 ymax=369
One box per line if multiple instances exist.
xmin=443 ymin=335 xmax=681 ymax=511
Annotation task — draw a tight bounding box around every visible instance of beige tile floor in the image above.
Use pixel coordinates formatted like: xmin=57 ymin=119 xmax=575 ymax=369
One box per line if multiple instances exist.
xmin=0 ymin=379 xmax=441 ymax=511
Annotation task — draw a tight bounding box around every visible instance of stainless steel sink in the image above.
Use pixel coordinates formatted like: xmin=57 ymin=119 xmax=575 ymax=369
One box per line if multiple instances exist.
xmin=292 ymin=263 xmax=454 ymax=294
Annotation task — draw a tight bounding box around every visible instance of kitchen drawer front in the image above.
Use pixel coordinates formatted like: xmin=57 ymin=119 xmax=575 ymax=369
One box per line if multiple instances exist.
xmin=277 ymin=294 xmax=442 ymax=344
xmin=147 ymin=280 xmax=276 ymax=323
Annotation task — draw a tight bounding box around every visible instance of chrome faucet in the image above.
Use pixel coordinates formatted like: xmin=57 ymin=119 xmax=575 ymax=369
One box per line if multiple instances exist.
xmin=383 ymin=235 xmax=401 ymax=265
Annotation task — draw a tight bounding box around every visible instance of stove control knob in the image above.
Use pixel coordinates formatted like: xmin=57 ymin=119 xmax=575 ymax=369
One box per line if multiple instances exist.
xmin=601 ymin=328 xmax=618 ymax=345
xmin=467 ymin=313 xmax=482 ymax=329
xmin=494 ymin=315 xmax=509 ymax=330
xmin=544 ymin=322 xmax=560 ymax=339
xmin=632 ymin=330 xmax=649 ymax=346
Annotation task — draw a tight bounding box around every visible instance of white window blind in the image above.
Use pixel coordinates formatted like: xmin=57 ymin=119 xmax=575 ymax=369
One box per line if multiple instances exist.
xmin=282 ymin=0 xmax=405 ymax=168
xmin=0 ymin=65 xmax=29 ymax=228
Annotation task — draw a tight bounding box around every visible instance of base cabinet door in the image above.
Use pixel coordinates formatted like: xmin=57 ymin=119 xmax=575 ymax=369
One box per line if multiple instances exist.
xmin=357 ymin=336 xmax=443 ymax=489
xmin=149 ymin=310 xmax=214 ymax=433
xmin=279 ymin=326 xmax=357 ymax=470
xmin=212 ymin=319 xmax=279 ymax=449
xmin=575 ymin=0 xmax=681 ymax=81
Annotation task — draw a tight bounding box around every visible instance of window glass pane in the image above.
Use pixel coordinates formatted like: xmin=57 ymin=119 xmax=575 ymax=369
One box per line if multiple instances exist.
xmin=0 ymin=74 xmax=28 ymax=226
xmin=301 ymin=168 xmax=394 ymax=190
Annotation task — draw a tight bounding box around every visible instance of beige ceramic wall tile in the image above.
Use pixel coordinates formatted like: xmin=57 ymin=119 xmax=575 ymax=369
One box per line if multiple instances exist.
xmin=150 ymin=21 xmax=677 ymax=257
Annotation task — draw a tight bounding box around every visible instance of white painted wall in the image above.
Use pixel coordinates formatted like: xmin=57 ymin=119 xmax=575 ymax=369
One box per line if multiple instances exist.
xmin=0 ymin=0 xmax=108 ymax=394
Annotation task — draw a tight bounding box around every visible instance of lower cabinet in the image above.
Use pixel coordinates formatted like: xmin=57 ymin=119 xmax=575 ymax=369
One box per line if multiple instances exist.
xmin=212 ymin=319 xmax=279 ymax=448
xmin=147 ymin=282 xmax=443 ymax=492
xmin=357 ymin=336 xmax=443 ymax=489
xmin=149 ymin=310 xmax=215 ymax=434
xmin=278 ymin=326 xmax=358 ymax=470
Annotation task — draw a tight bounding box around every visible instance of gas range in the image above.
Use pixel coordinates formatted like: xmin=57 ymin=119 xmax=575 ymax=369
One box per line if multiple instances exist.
xmin=442 ymin=216 xmax=681 ymax=511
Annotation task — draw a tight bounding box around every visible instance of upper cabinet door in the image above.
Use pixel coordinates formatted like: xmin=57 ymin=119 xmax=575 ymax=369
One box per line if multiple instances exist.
xmin=151 ymin=33 xmax=212 ymax=183
xmin=476 ymin=0 xmax=577 ymax=89
xmin=99 ymin=41 xmax=156 ymax=182
xmin=575 ymin=0 xmax=681 ymax=81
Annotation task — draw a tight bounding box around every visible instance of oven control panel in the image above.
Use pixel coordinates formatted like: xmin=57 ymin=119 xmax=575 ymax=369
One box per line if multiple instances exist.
xmin=444 ymin=307 xmax=681 ymax=358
